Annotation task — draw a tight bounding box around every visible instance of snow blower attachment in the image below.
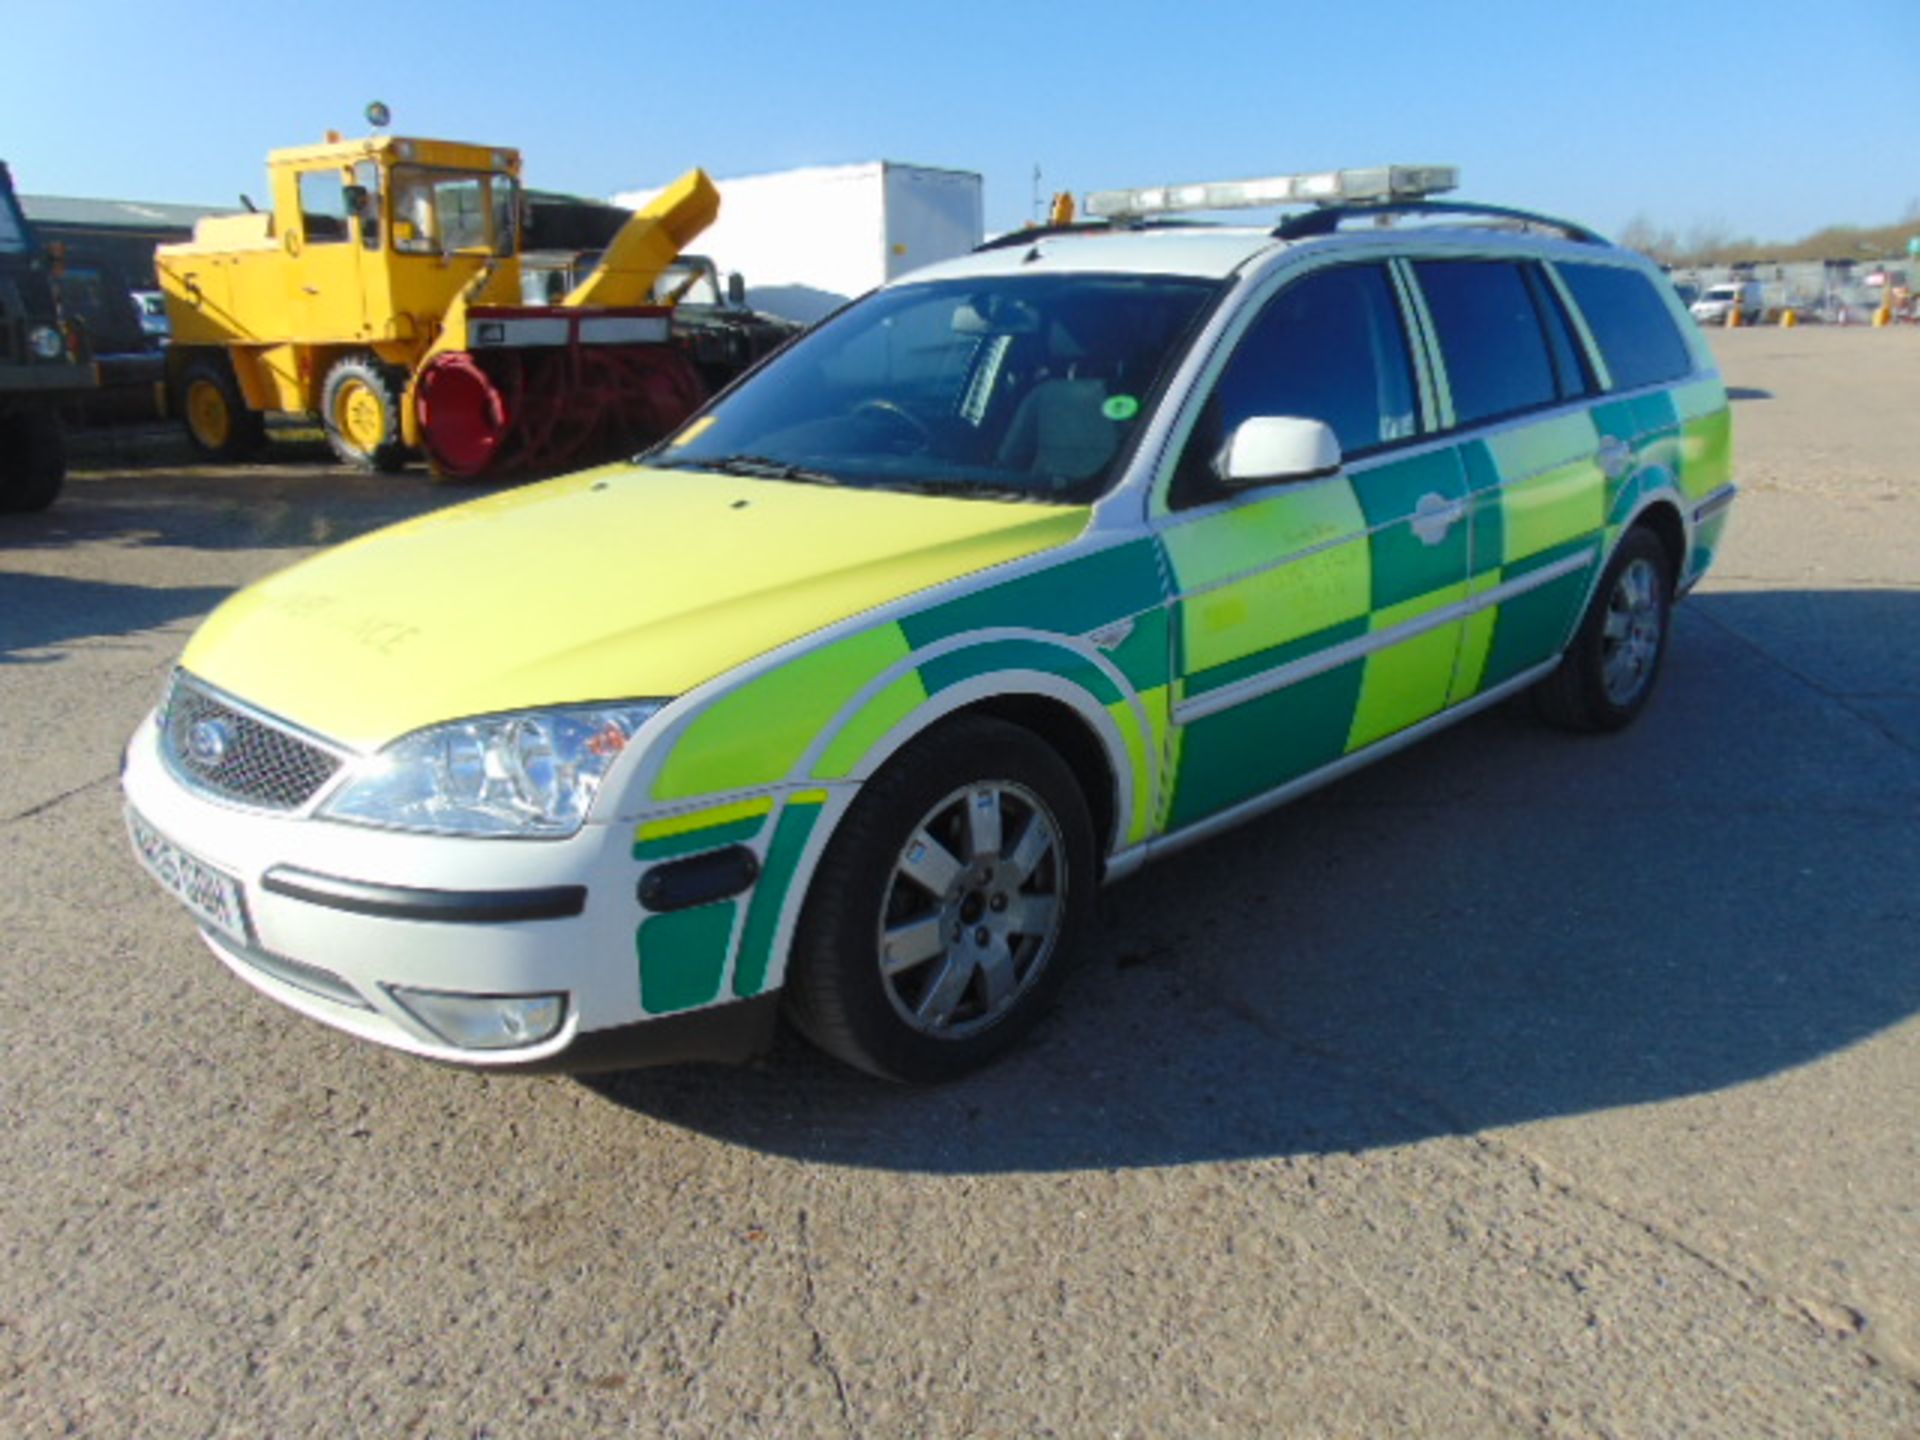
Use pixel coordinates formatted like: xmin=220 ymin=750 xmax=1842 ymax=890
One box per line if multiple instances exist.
xmin=158 ymin=130 xmax=719 ymax=479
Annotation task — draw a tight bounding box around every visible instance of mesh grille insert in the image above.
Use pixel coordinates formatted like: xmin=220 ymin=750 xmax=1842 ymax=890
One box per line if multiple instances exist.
xmin=161 ymin=677 xmax=342 ymax=812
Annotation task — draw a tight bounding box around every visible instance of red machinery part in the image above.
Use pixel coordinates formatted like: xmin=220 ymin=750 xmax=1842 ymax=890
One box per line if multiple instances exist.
xmin=414 ymin=351 xmax=514 ymax=477
xmin=415 ymin=337 xmax=707 ymax=480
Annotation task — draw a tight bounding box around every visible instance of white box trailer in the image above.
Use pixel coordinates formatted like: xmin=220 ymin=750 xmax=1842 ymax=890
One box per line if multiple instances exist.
xmin=612 ymin=161 xmax=983 ymax=325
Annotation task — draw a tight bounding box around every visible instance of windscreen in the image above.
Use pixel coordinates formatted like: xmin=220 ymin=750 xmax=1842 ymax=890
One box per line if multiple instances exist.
xmin=654 ymin=274 xmax=1220 ymax=503
xmin=391 ymin=167 xmax=519 ymax=256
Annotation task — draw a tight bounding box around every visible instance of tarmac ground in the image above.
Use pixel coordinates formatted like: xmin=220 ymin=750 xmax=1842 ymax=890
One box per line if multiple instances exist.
xmin=2 ymin=327 xmax=1917 ymax=1437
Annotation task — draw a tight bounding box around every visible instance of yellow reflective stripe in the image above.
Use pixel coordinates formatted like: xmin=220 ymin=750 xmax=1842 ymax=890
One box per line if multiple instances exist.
xmin=635 ymin=795 xmax=775 ymax=843
xmin=814 ymin=668 xmax=930 ymax=779
xmin=1161 ymin=475 xmax=1367 ymax=591
xmin=1347 ymin=582 xmax=1468 ymax=751
xmin=1446 ymin=570 xmax=1503 ymax=704
xmin=656 ymin=623 xmax=913 ymax=799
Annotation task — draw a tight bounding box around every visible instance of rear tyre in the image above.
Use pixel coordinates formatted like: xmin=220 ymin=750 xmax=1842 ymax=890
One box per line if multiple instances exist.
xmin=0 ymin=406 xmax=66 ymax=512
xmin=320 ymin=355 xmax=410 ymax=473
xmin=784 ymin=714 xmax=1098 ymax=1083
xmin=178 ymin=357 xmax=265 ymax=461
xmin=1532 ymin=525 xmax=1674 ymax=732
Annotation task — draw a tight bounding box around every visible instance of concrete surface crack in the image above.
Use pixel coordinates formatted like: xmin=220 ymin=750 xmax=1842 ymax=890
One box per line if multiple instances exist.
xmin=794 ymin=1206 xmax=858 ymax=1435
xmin=4 ymin=772 xmax=116 ymax=826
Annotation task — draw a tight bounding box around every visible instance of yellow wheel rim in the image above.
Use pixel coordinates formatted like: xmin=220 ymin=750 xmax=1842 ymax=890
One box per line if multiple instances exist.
xmin=185 ymin=378 xmax=232 ymax=450
xmin=333 ymin=377 xmax=388 ymax=454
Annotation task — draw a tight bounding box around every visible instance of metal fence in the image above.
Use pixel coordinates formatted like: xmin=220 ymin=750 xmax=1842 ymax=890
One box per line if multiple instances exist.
xmin=1667 ymin=255 xmax=1913 ymax=321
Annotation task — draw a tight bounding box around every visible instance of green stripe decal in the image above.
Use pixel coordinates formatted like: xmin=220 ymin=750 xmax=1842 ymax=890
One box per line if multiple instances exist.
xmin=639 ymin=901 xmax=737 ymax=1014
xmin=918 ymin=640 xmax=1123 ymax=705
xmin=732 ymin=799 xmax=824 ymax=997
xmin=1168 ymin=661 xmax=1365 ymax=827
xmin=1355 ymin=450 xmax=1470 ymax=612
xmin=900 ymin=541 xmax=1163 ymax=649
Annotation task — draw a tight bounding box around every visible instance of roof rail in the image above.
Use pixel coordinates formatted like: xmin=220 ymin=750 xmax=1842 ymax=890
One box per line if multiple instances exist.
xmin=1275 ymin=200 xmax=1607 ymax=246
xmin=973 ymin=218 xmax=1217 ymax=253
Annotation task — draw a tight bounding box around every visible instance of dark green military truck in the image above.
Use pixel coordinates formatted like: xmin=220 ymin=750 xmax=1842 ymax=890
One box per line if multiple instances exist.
xmin=1 ymin=161 xmax=96 ymax=512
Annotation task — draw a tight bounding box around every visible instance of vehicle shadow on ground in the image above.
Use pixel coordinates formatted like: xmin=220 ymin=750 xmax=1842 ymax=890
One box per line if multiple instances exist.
xmin=0 ymin=572 xmax=235 ymax=663
xmin=588 ymin=589 xmax=1920 ymax=1172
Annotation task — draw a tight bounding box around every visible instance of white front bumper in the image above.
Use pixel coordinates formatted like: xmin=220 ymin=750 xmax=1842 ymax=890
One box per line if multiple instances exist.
xmin=121 ymin=711 xmax=659 ymax=1066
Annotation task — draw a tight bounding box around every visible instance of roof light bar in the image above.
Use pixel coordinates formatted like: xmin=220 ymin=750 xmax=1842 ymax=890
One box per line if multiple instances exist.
xmin=1085 ymin=164 xmax=1459 ymax=221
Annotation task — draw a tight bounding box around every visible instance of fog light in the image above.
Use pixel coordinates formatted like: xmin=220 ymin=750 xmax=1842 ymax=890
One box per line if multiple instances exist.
xmin=388 ymin=987 xmax=566 ymax=1050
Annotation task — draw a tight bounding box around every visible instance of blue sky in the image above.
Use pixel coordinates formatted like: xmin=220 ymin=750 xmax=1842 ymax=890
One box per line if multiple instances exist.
xmin=5 ymin=0 xmax=1915 ymax=243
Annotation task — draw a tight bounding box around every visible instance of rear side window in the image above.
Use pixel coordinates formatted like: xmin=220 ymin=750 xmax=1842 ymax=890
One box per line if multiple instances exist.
xmin=1413 ymin=260 xmax=1558 ymax=427
xmin=1556 ymin=262 xmax=1695 ymax=391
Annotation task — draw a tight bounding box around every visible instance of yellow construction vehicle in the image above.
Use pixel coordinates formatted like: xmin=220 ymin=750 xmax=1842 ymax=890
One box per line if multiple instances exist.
xmin=158 ymin=126 xmax=718 ymax=477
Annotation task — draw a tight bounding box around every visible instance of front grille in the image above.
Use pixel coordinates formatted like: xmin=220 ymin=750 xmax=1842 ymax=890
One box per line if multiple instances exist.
xmin=161 ymin=674 xmax=343 ymax=812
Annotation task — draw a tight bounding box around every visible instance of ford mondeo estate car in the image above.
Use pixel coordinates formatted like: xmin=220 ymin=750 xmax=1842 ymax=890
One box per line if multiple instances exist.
xmin=124 ymin=165 xmax=1736 ymax=1082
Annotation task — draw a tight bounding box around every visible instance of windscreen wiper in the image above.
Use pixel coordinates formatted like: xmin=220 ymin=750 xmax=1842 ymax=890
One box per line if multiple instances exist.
xmin=650 ymin=453 xmax=842 ymax=486
xmin=880 ymin=478 xmax=1045 ymax=503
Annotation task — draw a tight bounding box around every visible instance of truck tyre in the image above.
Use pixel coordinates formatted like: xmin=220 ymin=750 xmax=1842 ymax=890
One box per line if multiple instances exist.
xmin=0 ymin=406 xmax=66 ymax=513
xmin=784 ymin=714 xmax=1097 ymax=1083
xmin=178 ymin=357 xmax=265 ymax=461
xmin=1532 ymin=525 xmax=1674 ymax=733
xmin=321 ymin=355 xmax=411 ymax=473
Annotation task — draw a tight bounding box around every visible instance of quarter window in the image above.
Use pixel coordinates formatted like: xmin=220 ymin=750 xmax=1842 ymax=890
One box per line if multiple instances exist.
xmin=1172 ymin=264 xmax=1417 ymax=508
xmin=1413 ymin=259 xmax=1559 ymax=426
xmin=1555 ymin=262 xmax=1695 ymax=392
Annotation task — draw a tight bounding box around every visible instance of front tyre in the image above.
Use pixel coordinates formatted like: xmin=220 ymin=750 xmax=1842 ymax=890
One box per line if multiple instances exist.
xmin=785 ymin=714 xmax=1098 ymax=1083
xmin=320 ymin=355 xmax=410 ymax=473
xmin=1533 ymin=524 xmax=1674 ymax=732
xmin=0 ymin=405 xmax=66 ymax=512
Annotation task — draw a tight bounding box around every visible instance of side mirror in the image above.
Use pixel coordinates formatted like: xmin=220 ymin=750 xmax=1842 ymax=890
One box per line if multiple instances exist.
xmin=342 ymin=183 xmax=370 ymax=216
xmin=726 ymin=271 xmax=746 ymax=306
xmin=1216 ymin=416 xmax=1343 ymax=487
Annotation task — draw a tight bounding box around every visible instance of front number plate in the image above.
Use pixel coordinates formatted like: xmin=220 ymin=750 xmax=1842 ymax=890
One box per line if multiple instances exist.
xmin=126 ymin=807 xmax=252 ymax=947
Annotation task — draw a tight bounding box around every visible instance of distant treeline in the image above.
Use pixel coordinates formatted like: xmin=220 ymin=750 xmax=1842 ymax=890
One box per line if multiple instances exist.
xmin=1617 ymin=207 xmax=1920 ymax=266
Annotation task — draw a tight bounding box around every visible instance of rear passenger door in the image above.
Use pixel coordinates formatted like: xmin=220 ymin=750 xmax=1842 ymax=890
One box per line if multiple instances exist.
xmin=1158 ymin=262 xmax=1472 ymax=831
xmin=1405 ymin=257 xmax=1606 ymax=700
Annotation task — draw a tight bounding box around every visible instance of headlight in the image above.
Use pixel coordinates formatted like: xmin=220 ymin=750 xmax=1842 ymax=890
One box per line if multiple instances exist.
xmin=28 ymin=324 xmax=66 ymax=360
xmin=321 ymin=702 xmax=663 ymax=837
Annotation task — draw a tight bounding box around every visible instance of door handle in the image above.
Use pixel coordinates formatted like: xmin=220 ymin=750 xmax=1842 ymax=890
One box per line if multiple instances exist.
xmin=1411 ymin=491 xmax=1466 ymax=547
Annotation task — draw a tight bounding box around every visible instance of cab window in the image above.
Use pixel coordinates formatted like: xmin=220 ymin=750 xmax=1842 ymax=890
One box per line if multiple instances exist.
xmin=298 ymin=170 xmax=349 ymax=244
xmin=353 ymin=161 xmax=382 ymax=251
xmin=1171 ymin=263 xmax=1417 ymax=509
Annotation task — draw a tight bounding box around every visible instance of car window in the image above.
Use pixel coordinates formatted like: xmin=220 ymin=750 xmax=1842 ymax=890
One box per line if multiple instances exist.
xmin=298 ymin=170 xmax=349 ymax=244
xmin=1525 ymin=264 xmax=1593 ymax=400
xmin=1413 ymin=259 xmax=1560 ymax=427
xmin=1170 ymin=263 xmax=1417 ymax=509
xmin=1557 ymin=262 xmax=1696 ymax=392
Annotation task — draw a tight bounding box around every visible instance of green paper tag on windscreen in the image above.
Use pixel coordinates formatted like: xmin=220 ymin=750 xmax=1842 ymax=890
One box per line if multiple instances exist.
xmin=1102 ymin=394 xmax=1140 ymax=422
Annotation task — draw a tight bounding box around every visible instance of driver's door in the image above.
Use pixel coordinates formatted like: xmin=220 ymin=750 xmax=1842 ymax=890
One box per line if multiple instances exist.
xmin=1157 ymin=262 xmax=1470 ymax=831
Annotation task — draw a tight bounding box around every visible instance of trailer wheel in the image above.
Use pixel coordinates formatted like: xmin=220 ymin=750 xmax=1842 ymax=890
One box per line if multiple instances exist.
xmin=0 ymin=406 xmax=66 ymax=513
xmin=321 ymin=355 xmax=410 ymax=473
xmin=178 ymin=358 xmax=265 ymax=461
